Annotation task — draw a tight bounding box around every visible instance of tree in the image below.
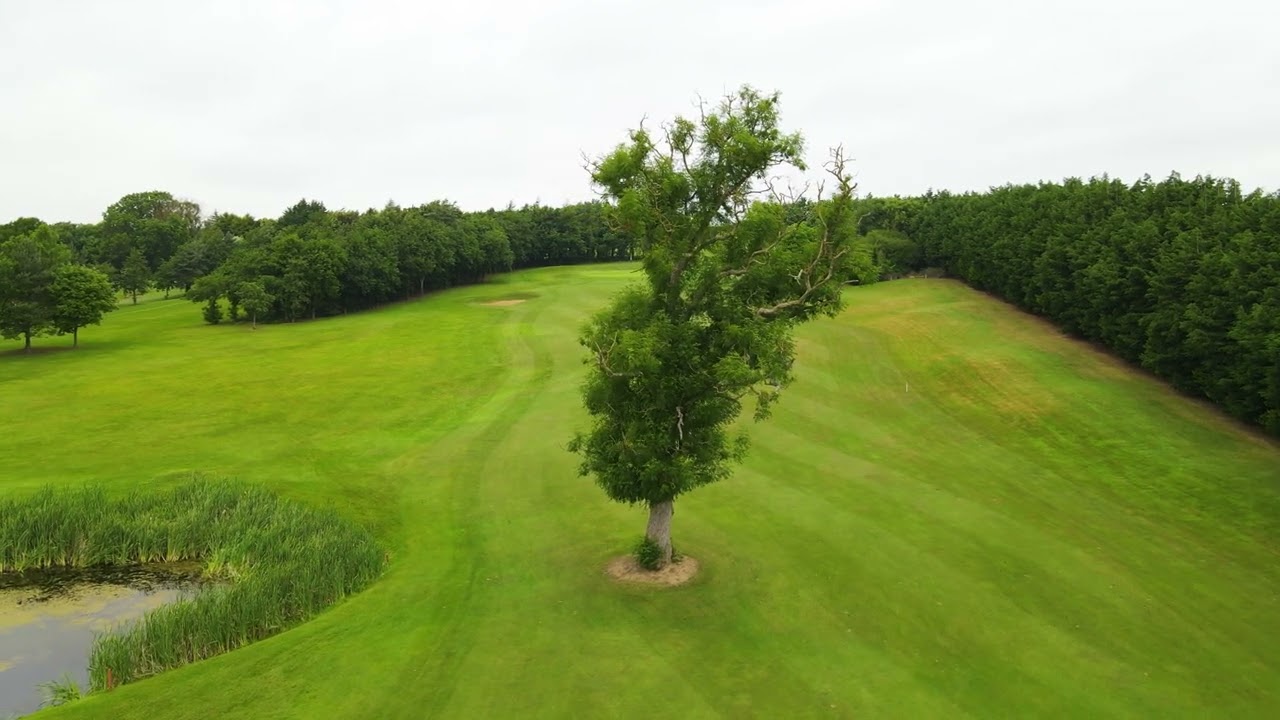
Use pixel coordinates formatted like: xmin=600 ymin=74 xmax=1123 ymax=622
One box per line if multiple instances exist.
xmin=888 ymin=173 xmax=1280 ymax=434
xmin=51 ymin=222 xmax=101 ymax=263
xmin=279 ymin=199 xmax=327 ymax=228
xmin=98 ymin=191 xmax=197 ymax=270
xmin=118 ymin=248 xmax=151 ymax=304
xmin=236 ymin=281 xmax=273 ymax=329
xmin=0 ymin=226 xmax=71 ymax=351
xmin=188 ymin=271 xmax=228 ymax=325
xmin=0 ymin=217 xmax=45 ymax=244
xmin=569 ymin=87 xmax=857 ymax=567
xmin=275 ymin=235 xmax=346 ymax=320
xmin=866 ymin=229 xmax=921 ymax=278
xmin=51 ymin=264 xmax=116 ymax=347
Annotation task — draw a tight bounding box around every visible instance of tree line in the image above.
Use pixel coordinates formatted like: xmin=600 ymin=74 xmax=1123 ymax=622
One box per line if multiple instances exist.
xmin=0 ymin=225 xmax=117 ymax=350
xmin=188 ymin=198 xmax=638 ymax=325
xmin=0 ymin=193 xmax=640 ymax=344
xmin=857 ymin=174 xmax=1280 ymax=435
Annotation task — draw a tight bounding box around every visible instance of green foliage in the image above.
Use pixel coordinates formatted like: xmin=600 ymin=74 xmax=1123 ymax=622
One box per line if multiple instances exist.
xmin=278 ymin=198 xmax=328 ymax=227
xmin=0 ymin=478 xmax=385 ymax=692
xmin=201 ymin=298 xmax=223 ymax=325
xmin=38 ymin=674 xmax=83 ymax=707
xmin=878 ymin=174 xmax=1280 ymax=434
xmin=854 ymin=195 xmax=925 ymax=239
xmin=179 ymin=199 xmax=629 ymax=325
xmin=0 ymin=216 xmax=46 ymax=244
xmin=0 ymin=225 xmax=114 ymax=348
xmin=491 ymin=201 xmax=632 ymax=266
xmin=98 ymin=191 xmax=199 ymax=270
xmin=0 ymin=225 xmax=72 ymax=349
xmin=571 ymin=87 xmax=858 ymax=513
xmin=633 ymin=536 xmax=663 ymax=570
xmin=51 ymin=264 xmax=116 ymax=345
xmin=235 ymin=280 xmax=273 ymax=327
xmin=155 ymin=227 xmax=235 ymax=293
xmin=865 ymin=228 xmax=921 ymax=278
xmin=4 ymin=192 xmax=635 ymax=333
xmin=277 ymin=234 xmax=347 ymax=320
xmin=117 ymin=247 xmax=152 ymax=304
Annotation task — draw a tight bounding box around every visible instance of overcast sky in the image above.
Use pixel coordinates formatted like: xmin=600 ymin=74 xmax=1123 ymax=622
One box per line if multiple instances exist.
xmin=2 ymin=0 xmax=1277 ymax=224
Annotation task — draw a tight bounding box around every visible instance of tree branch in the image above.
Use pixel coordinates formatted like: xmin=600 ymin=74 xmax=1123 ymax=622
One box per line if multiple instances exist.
xmin=752 ymin=146 xmax=855 ymax=319
xmin=592 ymin=333 xmax=634 ymax=378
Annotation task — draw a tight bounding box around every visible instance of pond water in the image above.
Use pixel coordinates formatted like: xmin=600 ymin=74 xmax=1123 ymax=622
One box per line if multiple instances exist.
xmin=0 ymin=564 xmax=206 ymax=718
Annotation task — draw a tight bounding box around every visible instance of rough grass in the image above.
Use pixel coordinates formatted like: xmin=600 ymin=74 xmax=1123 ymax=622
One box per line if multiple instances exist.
xmin=0 ymin=480 xmax=384 ymax=692
xmin=2 ymin=269 xmax=1278 ymax=718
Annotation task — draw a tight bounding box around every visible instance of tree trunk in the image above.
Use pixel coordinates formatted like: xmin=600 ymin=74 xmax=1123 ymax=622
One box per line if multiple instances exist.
xmin=646 ymin=499 xmax=674 ymax=567
xmin=23 ymin=331 xmax=31 ymax=352
xmin=72 ymin=328 xmax=79 ymax=348
xmin=251 ymin=312 xmax=257 ymax=330
xmin=131 ymin=291 xmax=138 ymax=305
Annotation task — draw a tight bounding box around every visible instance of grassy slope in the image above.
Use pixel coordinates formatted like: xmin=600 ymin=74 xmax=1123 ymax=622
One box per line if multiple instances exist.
xmin=3 ymin=268 xmax=1278 ymax=718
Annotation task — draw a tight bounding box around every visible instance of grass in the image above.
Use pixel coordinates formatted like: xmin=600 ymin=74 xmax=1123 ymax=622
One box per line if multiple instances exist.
xmin=1 ymin=267 xmax=1278 ymax=718
xmin=0 ymin=480 xmax=384 ymax=692
xmin=39 ymin=675 xmax=84 ymax=708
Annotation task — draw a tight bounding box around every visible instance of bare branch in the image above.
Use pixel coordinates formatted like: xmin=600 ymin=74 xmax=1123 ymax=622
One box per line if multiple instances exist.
xmin=592 ymin=333 xmax=633 ymax=378
xmin=751 ymin=145 xmax=855 ymax=319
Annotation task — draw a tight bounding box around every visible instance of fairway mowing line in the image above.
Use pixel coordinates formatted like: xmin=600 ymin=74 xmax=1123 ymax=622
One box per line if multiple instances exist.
xmin=387 ymin=295 xmax=557 ymax=717
xmin=855 ymin=330 xmax=1053 ymax=428
xmin=7 ymin=267 xmax=1280 ymax=718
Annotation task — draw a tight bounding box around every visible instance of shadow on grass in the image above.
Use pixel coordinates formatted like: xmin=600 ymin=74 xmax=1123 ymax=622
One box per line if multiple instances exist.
xmin=0 ymin=341 xmax=127 ymax=361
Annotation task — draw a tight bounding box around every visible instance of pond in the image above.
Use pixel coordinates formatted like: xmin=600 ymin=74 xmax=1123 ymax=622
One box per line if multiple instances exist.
xmin=0 ymin=564 xmax=207 ymax=718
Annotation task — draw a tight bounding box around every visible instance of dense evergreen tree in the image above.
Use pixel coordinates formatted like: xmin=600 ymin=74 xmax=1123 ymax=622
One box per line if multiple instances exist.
xmin=117 ymin=248 xmax=152 ymax=304
xmin=860 ymin=175 xmax=1280 ymax=434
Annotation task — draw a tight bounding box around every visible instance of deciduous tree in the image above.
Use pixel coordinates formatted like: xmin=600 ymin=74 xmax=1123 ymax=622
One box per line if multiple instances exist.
xmin=569 ymin=87 xmax=857 ymax=567
xmin=236 ymin=281 xmax=273 ymax=329
xmin=0 ymin=226 xmax=70 ymax=351
xmin=99 ymin=191 xmax=198 ymax=270
xmin=51 ymin=264 xmax=116 ymax=347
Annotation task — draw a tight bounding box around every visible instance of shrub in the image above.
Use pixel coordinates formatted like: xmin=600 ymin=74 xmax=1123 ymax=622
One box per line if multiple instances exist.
xmin=633 ymin=537 xmax=663 ymax=570
xmin=201 ymin=298 xmax=223 ymax=324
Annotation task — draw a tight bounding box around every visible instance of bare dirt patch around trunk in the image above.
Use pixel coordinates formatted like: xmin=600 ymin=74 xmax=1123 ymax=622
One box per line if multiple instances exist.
xmin=605 ymin=555 xmax=700 ymax=587
xmin=481 ymin=299 xmax=527 ymax=307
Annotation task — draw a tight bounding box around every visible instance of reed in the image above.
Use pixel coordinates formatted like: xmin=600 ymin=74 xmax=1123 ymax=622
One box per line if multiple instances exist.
xmin=0 ymin=478 xmax=385 ymax=693
xmin=39 ymin=674 xmax=84 ymax=707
